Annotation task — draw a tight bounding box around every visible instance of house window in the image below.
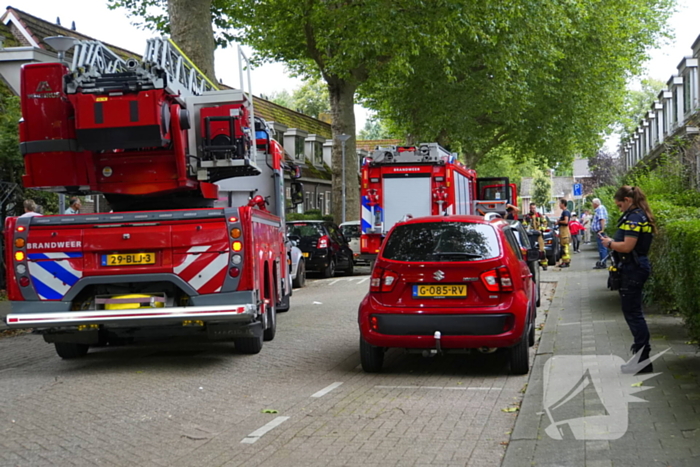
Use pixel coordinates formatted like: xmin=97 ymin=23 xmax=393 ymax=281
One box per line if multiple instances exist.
xmin=314 ymin=141 xmax=323 ymax=166
xmin=684 ymin=77 xmax=691 ymax=115
xmin=318 ymin=193 xmax=324 ymax=215
xmin=325 ymin=191 xmax=331 ymax=215
xmin=305 ymin=192 xmax=312 ymax=211
xmin=295 ymin=136 xmax=305 ymax=160
xmin=672 ymin=89 xmax=679 ymax=124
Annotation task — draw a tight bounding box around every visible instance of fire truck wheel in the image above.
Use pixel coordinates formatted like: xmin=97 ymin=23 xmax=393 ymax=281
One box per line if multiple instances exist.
xmin=54 ymin=342 xmax=90 ymax=359
xmin=263 ymin=303 xmax=277 ymax=341
xmin=235 ymin=333 xmax=263 ymax=354
xmin=293 ymin=259 xmax=306 ymax=288
xmin=322 ymin=259 xmax=336 ymax=278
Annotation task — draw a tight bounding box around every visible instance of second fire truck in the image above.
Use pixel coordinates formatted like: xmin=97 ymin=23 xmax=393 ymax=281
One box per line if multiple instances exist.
xmin=359 ymin=143 xmax=517 ymax=262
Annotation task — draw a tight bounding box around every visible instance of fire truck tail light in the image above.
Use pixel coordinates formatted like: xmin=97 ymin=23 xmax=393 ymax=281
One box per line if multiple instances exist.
xmin=232 ymin=241 xmax=243 ymax=252
xmin=16 ymin=264 xmax=26 ymax=275
xmin=19 ymin=276 xmax=30 ymax=287
xmin=15 ymin=238 xmax=25 ymax=248
xmin=228 ymin=216 xmax=238 ymax=223
xmin=230 ymin=228 xmax=241 ymax=238
xmin=317 ymin=235 xmax=329 ymax=249
xmin=231 ymin=254 xmax=242 ymax=265
xmin=14 ymin=251 xmax=25 ymax=261
xmin=17 ymin=226 xmax=25 ymax=232
xmin=228 ymin=267 xmax=240 ymax=278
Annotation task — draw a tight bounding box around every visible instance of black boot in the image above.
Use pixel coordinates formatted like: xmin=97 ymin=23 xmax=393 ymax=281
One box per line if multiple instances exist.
xmin=621 ymin=345 xmax=653 ymax=374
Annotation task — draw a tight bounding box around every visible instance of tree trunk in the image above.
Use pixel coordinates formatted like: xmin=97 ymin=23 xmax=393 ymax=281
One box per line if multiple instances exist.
xmin=327 ymin=76 xmax=358 ymax=224
xmin=167 ymin=0 xmax=216 ymax=82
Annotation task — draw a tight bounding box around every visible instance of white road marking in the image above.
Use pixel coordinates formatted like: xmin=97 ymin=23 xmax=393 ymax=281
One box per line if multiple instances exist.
xmin=311 ymin=382 xmax=343 ymax=398
xmin=592 ymin=320 xmax=617 ymax=323
xmin=357 ymin=277 xmax=369 ymax=284
xmin=329 ymin=279 xmax=343 ymax=285
xmin=559 ymin=322 xmax=581 ymax=326
xmin=375 ymin=385 xmax=502 ymax=391
xmin=240 ymin=416 xmax=290 ymax=444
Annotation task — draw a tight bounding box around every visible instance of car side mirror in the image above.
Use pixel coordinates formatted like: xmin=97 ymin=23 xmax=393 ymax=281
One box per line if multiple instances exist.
xmin=527 ymin=247 xmax=541 ymax=262
xmin=290 ymin=181 xmax=304 ymax=206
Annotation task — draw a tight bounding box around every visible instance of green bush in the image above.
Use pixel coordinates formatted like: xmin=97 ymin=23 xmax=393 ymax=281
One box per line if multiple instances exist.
xmin=651 ymin=219 xmax=700 ymax=343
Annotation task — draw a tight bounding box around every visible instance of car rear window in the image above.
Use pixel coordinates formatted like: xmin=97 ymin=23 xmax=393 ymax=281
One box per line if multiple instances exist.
xmin=382 ymin=221 xmax=500 ymax=262
xmin=288 ymin=223 xmax=323 ymax=238
xmin=340 ymin=224 xmax=360 ymax=239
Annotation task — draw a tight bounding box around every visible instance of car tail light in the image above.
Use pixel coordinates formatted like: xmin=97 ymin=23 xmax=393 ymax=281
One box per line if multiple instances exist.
xmin=370 ymin=315 xmax=379 ymax=331
xmin=317 ymin=235 xmax=329 ymax=249
xmin=370 ymin=267 xmax=399 ymax=292
xmin=480 ymin=266 xmax=514 ymax=293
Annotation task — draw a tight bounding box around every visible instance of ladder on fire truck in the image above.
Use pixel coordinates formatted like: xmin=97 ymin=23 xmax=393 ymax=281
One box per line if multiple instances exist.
xmin=67 ymin=38 xmax=218 ymax=102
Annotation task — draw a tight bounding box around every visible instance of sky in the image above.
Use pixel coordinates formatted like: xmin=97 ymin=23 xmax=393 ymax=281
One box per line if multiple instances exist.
xmin=12 ymin=0 xmax=700 ymax=137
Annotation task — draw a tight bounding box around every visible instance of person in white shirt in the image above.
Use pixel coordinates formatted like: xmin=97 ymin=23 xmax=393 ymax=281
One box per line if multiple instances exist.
xmin=19 ymin=199 xmax=42 ymax=218
xmin=65 ymin=197 xmax=81 ymax=214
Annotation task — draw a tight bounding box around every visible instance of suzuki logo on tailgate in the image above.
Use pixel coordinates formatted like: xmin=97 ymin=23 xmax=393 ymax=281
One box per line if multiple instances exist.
xmin=433 ymin=270 xmax=445 ymax=281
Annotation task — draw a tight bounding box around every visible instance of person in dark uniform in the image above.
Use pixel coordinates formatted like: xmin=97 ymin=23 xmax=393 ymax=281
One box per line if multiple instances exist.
xmin=599 ymin=185 xmax=656 ymax=373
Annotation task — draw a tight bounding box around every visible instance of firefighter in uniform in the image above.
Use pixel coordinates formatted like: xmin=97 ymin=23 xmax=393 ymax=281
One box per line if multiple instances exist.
xmin=600 ymin=185 xmax=656 ymax=374
xmin=557 ymin=198 xmax=571 ymax=268
xmin=522 ymin=202 xmax=548 ymax=271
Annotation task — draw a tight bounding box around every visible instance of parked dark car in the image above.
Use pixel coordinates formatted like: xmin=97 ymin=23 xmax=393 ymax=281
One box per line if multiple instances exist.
xmin=358 ymin=215 xmax=539 ymax=375
xmin=543 ymin=217 xmax=561 ymax=266
xmin=505 ymin=220 xmax=542 ymax=307
xmin=287 ymin=220 xmax=354 ymax=277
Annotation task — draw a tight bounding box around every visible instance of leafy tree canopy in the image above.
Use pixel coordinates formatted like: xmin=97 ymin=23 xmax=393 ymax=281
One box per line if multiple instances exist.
xmin=361 ymin=0 xmax=674 ymax=168
xmin=618 ymin=77 xmax=666 ymax=138
xmin=358 ymin=115 xmax=398 ymax=140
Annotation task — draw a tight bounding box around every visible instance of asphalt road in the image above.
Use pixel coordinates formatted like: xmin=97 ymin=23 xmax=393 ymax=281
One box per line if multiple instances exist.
xmin=0 ymin=268 xmax=543 ymax=467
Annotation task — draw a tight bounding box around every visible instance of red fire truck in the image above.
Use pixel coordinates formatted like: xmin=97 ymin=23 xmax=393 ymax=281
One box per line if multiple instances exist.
xmin=4 ymin=38 xmax=300 ymax=358
xmin=359 ymin=143 xmax=516 ymax=262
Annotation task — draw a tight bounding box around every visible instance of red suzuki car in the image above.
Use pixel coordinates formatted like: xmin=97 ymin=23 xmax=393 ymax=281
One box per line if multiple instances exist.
xmin=358 ymin=215 xmax=539 ymax=375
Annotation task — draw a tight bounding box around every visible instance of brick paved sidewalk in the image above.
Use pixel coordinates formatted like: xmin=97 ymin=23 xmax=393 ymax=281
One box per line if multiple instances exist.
xmin=503 ymin=244 xmax=700 ymax=467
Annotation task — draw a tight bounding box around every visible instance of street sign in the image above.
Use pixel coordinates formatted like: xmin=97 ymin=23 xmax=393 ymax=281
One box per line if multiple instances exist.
xmin=573 ymin=183 xmax=582 ymax=198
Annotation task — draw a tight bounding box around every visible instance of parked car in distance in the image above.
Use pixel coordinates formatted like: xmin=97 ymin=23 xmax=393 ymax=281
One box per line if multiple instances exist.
xmin=358 ymin=215 xmax=538 ymax=375
xmin=339 ymin=220 xmax=370 ymax=265
xmin=543 ymin=217 xmax=561 ymax=266
xmin=289 ymin=243 xmax=306 ymax=288
xmin=287 ymin=220 xmax=354 ymax=278
xmin=505 ymin=220 xmax=541 ymax=308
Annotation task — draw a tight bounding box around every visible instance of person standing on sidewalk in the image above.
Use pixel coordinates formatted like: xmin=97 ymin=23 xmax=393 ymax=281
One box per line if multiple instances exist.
xmin=557 ymin=199 xmax=571 ymax=268
xmin=599 ymin=185 xmax=656 ymax=373
xmin=591 ymin=198 xmax=608 ymax=269
xmin=581 ymin=209 xmax=592 ymax=244
xmin=19 ymin=199 xmax=42 ymax=218
xmin=569 ymin=213 xmax=583 ymax=253
xmin=523 ymin=202 xmax=549 ymax=271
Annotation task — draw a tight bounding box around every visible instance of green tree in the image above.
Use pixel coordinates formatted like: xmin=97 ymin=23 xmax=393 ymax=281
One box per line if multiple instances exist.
xmin=292 ymin=79 xmax=329 ymax=118
xmin=268 ymin=89 xmax=293 ymax=109
xmin=532 ymin=170 xmax=553 ymax=213
xmin=358 ymin=116 xmax=396 ymax=141
xmin=0 ymin=92 xmax=58 ymax=218
xmin=618 ymin=77 xmax=666 ymax=138
xmin=362 ymin=0 xmax=674 ymax=168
